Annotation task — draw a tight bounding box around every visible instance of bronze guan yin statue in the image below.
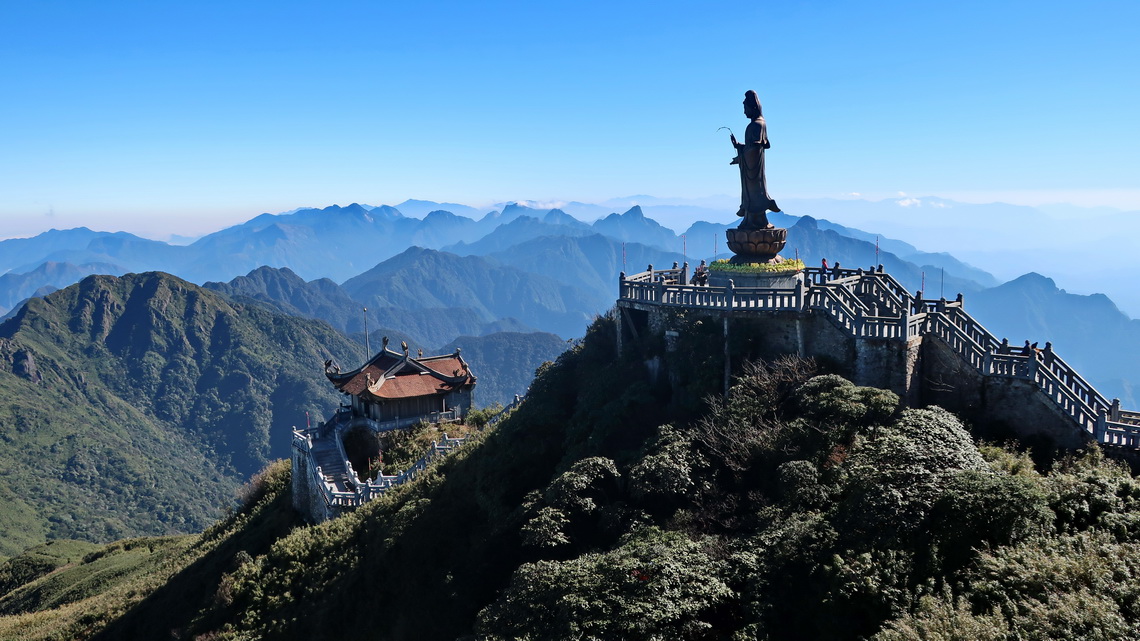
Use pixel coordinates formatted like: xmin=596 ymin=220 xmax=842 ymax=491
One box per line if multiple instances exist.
xmin=732 ymin=90 xmax=780 ymax=228
xmin=726 ymin=90 xmax=787 ymax=263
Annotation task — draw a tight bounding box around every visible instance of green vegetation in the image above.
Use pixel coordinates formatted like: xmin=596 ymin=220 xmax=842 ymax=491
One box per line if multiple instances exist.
xmin=0 ymin=460 xmax=299 ymax=641
xmin=710 ymin=257 xmax=805 ymax=273
xmin=2 ymin=315 xmax=1140 ymax=640
xmin=376 ymin=420 xmax=482 ymax=476
xmin=0 ymin=272 xmax=360 ymax=555
xmin=0 ymin=541 xmax=99 ymax=603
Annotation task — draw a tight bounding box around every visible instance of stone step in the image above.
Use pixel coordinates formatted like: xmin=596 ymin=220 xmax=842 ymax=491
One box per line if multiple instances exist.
xmin=309 ymin=439 xmax=355 ymax=490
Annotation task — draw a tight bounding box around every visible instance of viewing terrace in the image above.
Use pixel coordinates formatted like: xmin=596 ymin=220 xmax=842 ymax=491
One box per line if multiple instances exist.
xmin=617 ymin=263 xmax=1140 ymax=450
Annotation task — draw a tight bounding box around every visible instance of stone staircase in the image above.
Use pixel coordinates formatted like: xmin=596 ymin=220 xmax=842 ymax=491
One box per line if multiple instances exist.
xmin=292 ymin=400 xmax=527 ymax=523
xmin=807 ymin=267 xmax=1140 ymax=446
xmin=310 ymin=437 xmax=355 ymax=492
xmin=618 ymin=264 xmax=1140 ymax=449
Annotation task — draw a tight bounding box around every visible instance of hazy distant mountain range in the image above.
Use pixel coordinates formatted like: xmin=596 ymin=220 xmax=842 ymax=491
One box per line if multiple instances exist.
xmin=1 ymin=198 xmax=1137 ymax=404
xmin=1 ymin=195 xmax=1138 ymax=557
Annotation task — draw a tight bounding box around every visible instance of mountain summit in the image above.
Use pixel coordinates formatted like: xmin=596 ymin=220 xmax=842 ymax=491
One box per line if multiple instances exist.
xmin=0 ymin=271 xmax=360 ymax=554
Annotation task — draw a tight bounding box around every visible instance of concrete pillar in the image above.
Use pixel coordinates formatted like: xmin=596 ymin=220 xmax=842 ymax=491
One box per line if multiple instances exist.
xmin=723 ymin=312 xmax=731 ymax=397
xmin=615 ymin=306 xmax=624 ymax=353
xmin=723 ymin=280 xmax=734 ymax=397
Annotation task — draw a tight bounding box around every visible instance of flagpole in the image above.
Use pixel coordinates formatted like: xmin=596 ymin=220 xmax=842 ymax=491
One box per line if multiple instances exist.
xmin=363 ymin=306 xmax=370 ymax=358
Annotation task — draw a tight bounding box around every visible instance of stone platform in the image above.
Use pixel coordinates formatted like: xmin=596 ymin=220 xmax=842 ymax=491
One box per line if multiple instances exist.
xmin=708 ymin=268 xmax=803 ymax=290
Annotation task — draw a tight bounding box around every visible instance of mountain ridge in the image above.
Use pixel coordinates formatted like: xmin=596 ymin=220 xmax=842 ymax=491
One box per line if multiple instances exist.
xmin=0 ymin=271 xmax=361 ymax=554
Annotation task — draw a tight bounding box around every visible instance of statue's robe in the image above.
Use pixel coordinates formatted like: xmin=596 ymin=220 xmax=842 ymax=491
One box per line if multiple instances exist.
xmin=735 ymin=116 xmax=779 ymax=228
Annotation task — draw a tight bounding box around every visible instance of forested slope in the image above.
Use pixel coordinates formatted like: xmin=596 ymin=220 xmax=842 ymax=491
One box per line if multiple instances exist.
xmin=2 ymin=316 xmax=1139 ymax=639
xmin=0 ymin=272 xmax=360 ymax=555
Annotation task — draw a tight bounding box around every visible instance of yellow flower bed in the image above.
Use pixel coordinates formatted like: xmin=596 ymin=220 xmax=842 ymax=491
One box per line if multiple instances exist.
xmin=708 ymin=258 xmax=805 ymax=274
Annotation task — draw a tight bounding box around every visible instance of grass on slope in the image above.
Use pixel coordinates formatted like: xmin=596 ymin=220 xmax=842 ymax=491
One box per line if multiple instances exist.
xmin=5 ymin=313 xmax=1140 ymax=640
xmin=0 ymin=541 xmax=100 ymax=602
xmin=0 ymin=460 xmax=299 ymax=641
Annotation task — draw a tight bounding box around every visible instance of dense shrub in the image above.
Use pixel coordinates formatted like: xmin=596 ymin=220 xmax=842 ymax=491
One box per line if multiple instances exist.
xmin=9 ymin=325 xmax=1140 ymax=641
xmin=477 ymin=528 xmax=734 ymax=640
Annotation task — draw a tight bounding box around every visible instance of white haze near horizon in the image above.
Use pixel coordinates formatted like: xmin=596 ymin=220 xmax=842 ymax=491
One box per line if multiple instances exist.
xmin=2 ymin=194 xmax=1138 ymax=318
xmin=777 ymin=196 xmax=1140 ymax=321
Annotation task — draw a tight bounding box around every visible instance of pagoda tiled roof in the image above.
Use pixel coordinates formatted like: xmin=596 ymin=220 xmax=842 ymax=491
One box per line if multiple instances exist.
xmin=370 ymin=372 xmax=456 ymax=399
xmin=325 ymin=346 xmax=474 ymax=400
xmin=418 ymin=355 xmax=470 ymax=378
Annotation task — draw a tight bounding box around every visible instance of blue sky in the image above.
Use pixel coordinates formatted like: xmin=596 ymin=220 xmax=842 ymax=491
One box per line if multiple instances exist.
xmin=2 ymin=0 xmax=1137 ymax=239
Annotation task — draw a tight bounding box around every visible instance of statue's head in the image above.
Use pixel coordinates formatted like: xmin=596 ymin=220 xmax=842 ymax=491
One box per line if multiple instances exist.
xmin=743 ymin=90 xmax=763 ymax=119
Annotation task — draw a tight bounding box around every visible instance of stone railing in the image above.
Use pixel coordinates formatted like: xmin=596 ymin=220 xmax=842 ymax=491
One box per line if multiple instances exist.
xmin=291 ymin=428 xmax=356 ymax=511
xmin=295 ymin=392 xmax=530 ymax=520
xmin=294 ymin=409 xmax=474 ymax=518
xmin=806 ymin=285 xmax=861 ymax=333
xmin=624 ymin=278 xmax=802 ymax=310
xmin=324 ymin=409 xmax=460 ymax=436
xmin=858 ymin=312 xmax=908 ymax=339
xmin=913 ymin=295 xmax=1111 ymax=437
xmin=488 ymin=394 xmax=525 ymax=428
xmin=621 ymin=277 xmax=805 ymax=311
xmin=1098 ymin=399 xmax=1140 ymax=447
xmin=367 ymin=410 xmax=460 ymax=433
xmin=304 ymin=434 xmax=471 ymax=511
xmin=1119 ymin=410 xmax=1140 ymax=426
xmin=623 ymin=263 xmax=688 ymax=286
xmin=617 ymin=264 xmax=1137 ymax=449
xmin=804 ymin=272 xmax=911 ymax=339
xmin=351 ymin=434 xmax=468 ymax=504
xmin=656 ymin=284 xmax=732 ymax=308
xmin=923 ymin=310 xmax=988 ymax=371
xmin=803 ymin=266 xmax=862 ymax=286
